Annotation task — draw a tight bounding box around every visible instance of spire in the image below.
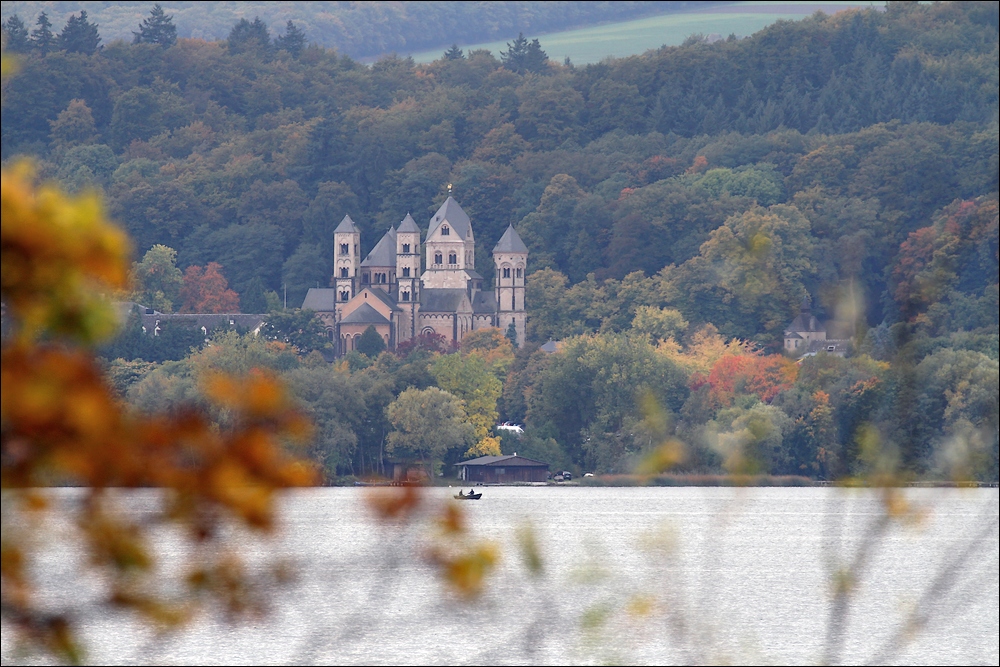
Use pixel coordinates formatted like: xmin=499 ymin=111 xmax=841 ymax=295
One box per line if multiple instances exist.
xmin=397 ymin=213 xmax=420 ymax=233
xmin=492 ymin=224 xmax=528 ymax=254
xmin=334 ymin=214 xmax=359 ymax=234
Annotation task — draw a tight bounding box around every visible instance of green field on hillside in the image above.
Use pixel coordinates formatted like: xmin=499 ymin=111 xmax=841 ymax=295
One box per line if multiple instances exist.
xmin=407 ymin=2 xmax=874 ymax=64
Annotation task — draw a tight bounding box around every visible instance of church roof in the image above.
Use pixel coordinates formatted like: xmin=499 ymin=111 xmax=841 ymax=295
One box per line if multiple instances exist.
xmin=340 ymin=302 xmax=390 ymax=325
xmin=302 ymin=288 xmax=338 ymax=312
xmin=786 ymin=313 xmax=824 ymax=333
xmin=361 ymin=227 xmax=397 ymax=267
xmin=420 ymin=288 xmax=471 ymax=313
xmin=427 ymin=197 xmax=472 ymax=240
xmin=493 ymin=224 xmax=528 ymax=254
xmin=334 ymin=215 xmax=359 ymax=234
xmin=364 ymin=287 xmax=402 ymax=311
xmin=472 ymin=290 xmax=497 ymax=313
xmin=397 ymin=213 xmax=420 ymax=233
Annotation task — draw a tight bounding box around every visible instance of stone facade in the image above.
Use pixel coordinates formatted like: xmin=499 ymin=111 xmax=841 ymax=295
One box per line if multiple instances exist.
xmin=303 ymin=197 xmax=527 ymax=355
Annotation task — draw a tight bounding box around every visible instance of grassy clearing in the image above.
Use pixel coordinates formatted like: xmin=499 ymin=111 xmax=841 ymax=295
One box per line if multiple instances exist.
xmin=406 ymin=2 xmax=874 ymax=65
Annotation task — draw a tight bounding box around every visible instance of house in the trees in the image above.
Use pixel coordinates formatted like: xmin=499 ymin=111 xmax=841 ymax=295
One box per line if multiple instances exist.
xmin=455 ymin=454 xmax=549 ymax=484
xmin=302 ymin=197 xmax=527 ymax=355
xmin=783 ymin=300 xmax=852 ymax=358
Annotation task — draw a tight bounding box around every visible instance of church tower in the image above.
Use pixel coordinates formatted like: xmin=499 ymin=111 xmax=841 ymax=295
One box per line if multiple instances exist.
xmin=396 ymin=213 xmax=421 ymax=341
xmin=493 ymin=224 xmax=527 ymax=347
xmin=333 ymin=215 xmax=360 ymax=305
xmin=422 ymin=197 xmax=475 ymax=290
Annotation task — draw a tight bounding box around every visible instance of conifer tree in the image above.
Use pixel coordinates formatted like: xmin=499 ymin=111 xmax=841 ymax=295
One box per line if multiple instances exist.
xmin=357 ymin=325 xmax=386 ymax=358
xmin=241 ymin=275 xmax=269 ymax=314
xmin=133 ymin=4 xmax=177 ymax=48
xmin=505 ymin=322 xmax=519 ymax=348
xmin=500 ymin=32 xmax=548 ymax=74
xmin=443 ymin=43 xmax=464 ymax=60
xmin=227 ymin=16 xmax=272 ymax=56
xmin=30 ymin=12 xmax=55 ymax=55
xmin=2 ymin=15 xmax=31 ymax=53
xmin=274 ymin=20 xmax=306 ymax=58
xmin=500 ymin=32 xmax=529 ymax=72
xmin=58 ymin=11 xmax=101 ymax=55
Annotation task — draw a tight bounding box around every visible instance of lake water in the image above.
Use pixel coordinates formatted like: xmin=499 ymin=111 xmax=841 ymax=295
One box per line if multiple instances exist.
xmin=3 ymin=486 xmax=998 ymax=665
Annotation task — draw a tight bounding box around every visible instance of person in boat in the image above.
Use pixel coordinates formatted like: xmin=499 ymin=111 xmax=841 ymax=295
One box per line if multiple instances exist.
xmin=468 ymin=489 xmax=475 ymax=496
xmin=458 ymin=490 xmax=465 ymax=497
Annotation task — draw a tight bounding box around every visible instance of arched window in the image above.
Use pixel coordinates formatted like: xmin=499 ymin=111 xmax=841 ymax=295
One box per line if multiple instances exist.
xmin=402 ymin=243 xmax=410 ymax=253
xmin=441 ymin=225 xmax=450 ymax=236
xmin=516 ymin=267 xmax=522 ymax=278
xmin=448 ymin=252 xmax=457 ymax=265
xmin=362 ymin=272 xmax=370 ymax=284
xmin=340 ymin=267 xmax=349 ymax=278
xmin=434 ymin=252 xmax=443 ymax=264
xmin=503 ymin=267 xmax=511 ymax=279
xmin=340 ymin=290 xmax=349 ymax=302
xmin=340 ymin=243 xmax=349 ymax=256
xmin=402 ymin=267 xmax=410 ymax=277
xmin=401 ymin=291 xmax=410 ymax=301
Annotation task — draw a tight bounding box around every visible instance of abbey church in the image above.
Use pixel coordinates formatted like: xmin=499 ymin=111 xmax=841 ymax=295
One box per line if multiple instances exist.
xmin=302 ymin=197 xmax=527 ymax=355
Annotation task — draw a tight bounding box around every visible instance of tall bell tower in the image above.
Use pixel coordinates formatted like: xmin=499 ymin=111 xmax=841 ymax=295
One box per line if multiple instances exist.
xmin=492 ymin=224 xmax=527 ymax=347
xmin=396 ymin=213 xmax=421 ymax=341
xmin=333 ymin=215 xmax=360 ymax=305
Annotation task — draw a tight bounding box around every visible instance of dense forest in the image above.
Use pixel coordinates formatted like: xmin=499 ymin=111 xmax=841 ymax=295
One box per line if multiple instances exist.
xmin=0 ymin=1 xmax=711 ymax=60
xmin=2 ymin=1 xmax=998 ymax=483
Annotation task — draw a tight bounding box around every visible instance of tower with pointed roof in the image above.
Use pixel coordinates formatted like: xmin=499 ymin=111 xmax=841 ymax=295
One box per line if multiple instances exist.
xmin=396 ymin=213 xmax=421 ymax=339
xmin=422 ymin=197 xmax=476 ymax=290
xmin=493 ymin=224 xmax=528 ymax=347
xmin=333 ymin=215 xmax=360 ymax=304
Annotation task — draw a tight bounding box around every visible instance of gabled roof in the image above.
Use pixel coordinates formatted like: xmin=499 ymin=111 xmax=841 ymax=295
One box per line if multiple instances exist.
xmin=427 ymin=197 xmax=472 ymax=240
xmin=785 ymin=331 xmax=803 ymax=340
xmin=492 ymin=224 xmax=528 ymax=254
xmin=457 ymin=454 xmax=548 ymax=467
xmin=361 ymin=227 xmax=396 ymax=267
xmin=362 ymin=286 xmax=402 ymax=311
xmin=540 ymin=340 xmax=563 ymax=353
xmin=786 ymin=313 xmax=824 ymax=333
xmin=302 ymin=288 xmax=338 ymax=312
xmin=340 ymin=302 xmax=390 ymax=325
xmin=334 ymin=215 xmax=360 ymax=234
xmin=397 ymin=213 xmax=420 ymax=233
xmin=420 ymin=288 xmax=471 ymax=313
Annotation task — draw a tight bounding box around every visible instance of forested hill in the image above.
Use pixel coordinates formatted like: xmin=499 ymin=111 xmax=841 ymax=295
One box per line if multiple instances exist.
xmin=3 ymin=1 xmax=996 ymax=482
xmin=3 ymin=1 xmax=996 ymax=341
xmin=0 ymin=1 xmax=715 ymax=60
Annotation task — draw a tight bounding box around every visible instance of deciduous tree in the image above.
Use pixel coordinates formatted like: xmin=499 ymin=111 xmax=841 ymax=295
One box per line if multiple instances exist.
xmin=179 ymin=262 xmax=240 ymax=313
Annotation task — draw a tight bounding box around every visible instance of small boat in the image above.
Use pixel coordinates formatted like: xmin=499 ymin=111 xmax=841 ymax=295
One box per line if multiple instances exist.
xmin=454 ymin=491 xmax=482 ymax=500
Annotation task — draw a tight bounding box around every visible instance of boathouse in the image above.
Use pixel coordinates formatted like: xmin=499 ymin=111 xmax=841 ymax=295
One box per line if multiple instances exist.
xmin=456 ymin=454 xmax=549 ymax=484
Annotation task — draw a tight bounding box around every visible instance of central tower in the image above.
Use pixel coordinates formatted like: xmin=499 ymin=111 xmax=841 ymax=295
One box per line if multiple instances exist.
xmin=421 ymin=197 xmax=475 ymax=290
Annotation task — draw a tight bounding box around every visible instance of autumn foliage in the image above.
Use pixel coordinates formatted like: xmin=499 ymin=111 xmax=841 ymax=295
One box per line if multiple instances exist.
xmin=180 ymin=261 xmax=240 ymax=313
xmin=1 ymin=160 xmax=316 ymax=662
xmin=702 ymin=350 xmax=799 ymax=407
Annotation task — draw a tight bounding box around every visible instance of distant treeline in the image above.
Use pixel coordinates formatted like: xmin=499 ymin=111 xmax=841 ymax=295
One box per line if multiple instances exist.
xmin=3 ymin=2 xmax=997 ymax=482
xmin=0 ymin=1 xmax=715 ymax=59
